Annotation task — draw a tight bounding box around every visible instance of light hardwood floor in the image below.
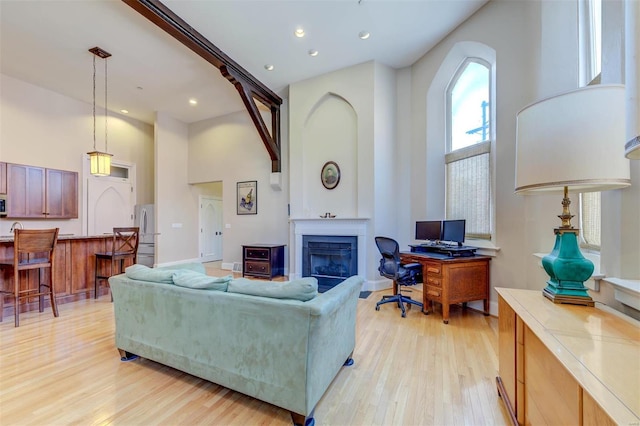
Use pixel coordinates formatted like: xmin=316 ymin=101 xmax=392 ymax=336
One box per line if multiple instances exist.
xmin=0 ymin=267 xmax=509 ymax=425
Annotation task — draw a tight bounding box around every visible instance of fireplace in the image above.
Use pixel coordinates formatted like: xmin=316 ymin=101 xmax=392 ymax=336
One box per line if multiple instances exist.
xmin=291 ymin=218 xmax=370 ymax=290
xmin=303 ymin=235 xmax=357 ymax=292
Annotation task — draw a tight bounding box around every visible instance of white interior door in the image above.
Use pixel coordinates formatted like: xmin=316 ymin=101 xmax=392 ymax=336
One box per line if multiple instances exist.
xmin=87 ymin=178 xmax=134 ymax=235
xmin=200 ymin=196 xmax=223 ymax=261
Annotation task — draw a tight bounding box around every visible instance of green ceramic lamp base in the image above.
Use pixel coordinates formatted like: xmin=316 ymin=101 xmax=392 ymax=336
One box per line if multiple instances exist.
xmin=541 ymin=229 xmax=595 ymax=307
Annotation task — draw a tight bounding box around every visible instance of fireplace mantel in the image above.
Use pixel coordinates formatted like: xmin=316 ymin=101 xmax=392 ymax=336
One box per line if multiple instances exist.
xmin=290 ymin=218 xmax=370 ymax=280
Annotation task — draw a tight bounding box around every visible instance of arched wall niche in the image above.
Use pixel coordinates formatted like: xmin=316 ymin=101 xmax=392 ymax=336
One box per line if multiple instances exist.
xmin=301 ymin=92 xmax=358 ymax=218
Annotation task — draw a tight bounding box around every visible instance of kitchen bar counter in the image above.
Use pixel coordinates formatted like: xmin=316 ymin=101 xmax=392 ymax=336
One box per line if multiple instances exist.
xmin=0 ymin=233 xmax=112 ymax=242
xmin=0 ymin=234 xmax=133 ymax=319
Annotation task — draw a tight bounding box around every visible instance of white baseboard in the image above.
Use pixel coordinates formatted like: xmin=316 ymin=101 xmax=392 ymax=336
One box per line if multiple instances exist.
xmin=221 ymin=262 xmax=235 ymax=271
xmin=361 ymin=278 xmax=392 ymax=292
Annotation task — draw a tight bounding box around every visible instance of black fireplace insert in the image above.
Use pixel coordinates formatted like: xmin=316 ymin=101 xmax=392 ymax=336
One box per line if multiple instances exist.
xmin=302 ymin=235 xmax=357 ymax=293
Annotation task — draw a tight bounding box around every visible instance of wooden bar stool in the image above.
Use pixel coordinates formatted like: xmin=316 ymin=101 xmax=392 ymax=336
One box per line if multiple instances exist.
xmin=94 ymin=227 xmax=139 ymax=300
xmin=0 ymin=228 xmax=60 ymax=327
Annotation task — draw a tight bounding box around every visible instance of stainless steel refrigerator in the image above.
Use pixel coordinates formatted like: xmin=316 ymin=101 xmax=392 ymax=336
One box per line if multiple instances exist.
xmin=135 ymin=204 xmax=155 ymax=267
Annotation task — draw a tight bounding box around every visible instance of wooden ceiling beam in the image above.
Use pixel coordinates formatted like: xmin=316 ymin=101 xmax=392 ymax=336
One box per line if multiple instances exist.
xmin=122 ymin=0 xmax=282 ymax=172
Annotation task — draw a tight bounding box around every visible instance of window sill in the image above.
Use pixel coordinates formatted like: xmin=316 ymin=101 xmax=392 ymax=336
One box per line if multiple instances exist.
xmin=533 ymin=252 xmax=603 ymax=291
xmin=466 ymin=239 xmax=500 ymax=257
xmin=603 ymin=278 xmax=640 ymax=311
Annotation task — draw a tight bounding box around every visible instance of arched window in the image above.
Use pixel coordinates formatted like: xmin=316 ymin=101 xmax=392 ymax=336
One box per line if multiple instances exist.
xmin=445 ymin=59 xmax=492 ymax=239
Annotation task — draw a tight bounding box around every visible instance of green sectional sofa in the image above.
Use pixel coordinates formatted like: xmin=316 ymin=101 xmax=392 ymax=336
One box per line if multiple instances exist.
xmin=109 ymin=264 xmax=363 ymax=426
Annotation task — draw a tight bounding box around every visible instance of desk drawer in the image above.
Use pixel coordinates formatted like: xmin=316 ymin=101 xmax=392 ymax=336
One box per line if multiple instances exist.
xmin=425 ymin=262 xmax=442 ymax=276
xmin=425 ymin=285 xmax=442 ymax=301
xmin=245 ymin=261 xmax=271 ymax=276
xmin=426 ymin=275 xmax=442 ymax=287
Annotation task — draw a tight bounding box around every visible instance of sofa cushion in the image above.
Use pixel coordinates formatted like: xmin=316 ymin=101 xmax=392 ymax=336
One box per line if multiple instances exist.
xmin=125 ymin=264 xmax=174 ymax=283
xmin=157 ymin=262 xmax=206 ymax=274
xmin=227 ymin=277 xmax=318 ymax=301
xmin=172 ymin=269 xmax=232 ymax=291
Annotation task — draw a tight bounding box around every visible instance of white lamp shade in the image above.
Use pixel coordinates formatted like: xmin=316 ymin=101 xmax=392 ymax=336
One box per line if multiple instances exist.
xmin=515 ymin=84 xmax=631 ymax=193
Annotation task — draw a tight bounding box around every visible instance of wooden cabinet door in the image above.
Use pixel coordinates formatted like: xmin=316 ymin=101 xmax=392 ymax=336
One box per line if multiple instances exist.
xmin=7 ymin=164 xmax=45 ymax=218
xmin=497 ymin=295 xmax=518 ymax=420
xmin=0 ymin=162 xmax=6 ymax=194
xmin=46 ymin=169 xmax=78 ymax=218
xmin=70 ymin=239 xmax=106 ymax=295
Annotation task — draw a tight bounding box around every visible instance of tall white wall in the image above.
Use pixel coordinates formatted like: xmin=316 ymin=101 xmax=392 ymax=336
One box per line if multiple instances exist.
xmin=289 ymin=61 xmax=382 ymax=281
xmin=187 ymin=107 xmax=290 ymax=268
xmin=0 ymin=73 xmax=153 ymax=235
xmin=154 ymin=112 xmax=199 ymax=264
xmin=405 ymin=0 xmax=639 ymax=316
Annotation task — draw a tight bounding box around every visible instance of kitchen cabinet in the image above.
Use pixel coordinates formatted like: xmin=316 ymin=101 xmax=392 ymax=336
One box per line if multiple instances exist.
xmin=46 ymin=168 xmax=78 ymax=218
xmin=6 ymin=163 xmax=78 ymax=219
xmin=0 ymin=162 xmax=6 ymax=194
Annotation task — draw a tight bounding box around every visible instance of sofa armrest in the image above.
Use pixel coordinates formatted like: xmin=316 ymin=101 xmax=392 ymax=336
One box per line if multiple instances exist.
xmin=303 ymin=276 xmax=364 ymax=413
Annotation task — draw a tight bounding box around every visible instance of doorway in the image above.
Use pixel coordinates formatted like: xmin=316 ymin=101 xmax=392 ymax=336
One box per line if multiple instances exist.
xmin=84 ymin=160 xmax=136 ymax=236
xmin=199 ymin=195 xmax=223 ymax=262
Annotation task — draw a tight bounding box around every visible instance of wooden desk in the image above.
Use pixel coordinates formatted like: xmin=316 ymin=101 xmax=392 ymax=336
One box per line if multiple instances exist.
xmin=400 ymin=252 xmax=491 ymax=324
xmin=496 ymin=288 xmax=640 ymax=425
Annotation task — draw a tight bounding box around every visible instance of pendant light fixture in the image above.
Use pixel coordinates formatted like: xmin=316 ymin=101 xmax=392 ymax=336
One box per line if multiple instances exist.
xmin=88 ymin=46 xmax=113 ymax=176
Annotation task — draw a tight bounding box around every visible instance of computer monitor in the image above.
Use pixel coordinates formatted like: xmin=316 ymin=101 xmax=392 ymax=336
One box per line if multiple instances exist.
xmin=415 ymin=220 xmax=442 ymax=242
xmin=441 ymin=219 xmax=465 ymax=246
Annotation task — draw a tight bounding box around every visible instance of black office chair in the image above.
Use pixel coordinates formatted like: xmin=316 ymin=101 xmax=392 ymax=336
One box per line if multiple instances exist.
xmin=374 ymin=236 xmax=424 ymax=318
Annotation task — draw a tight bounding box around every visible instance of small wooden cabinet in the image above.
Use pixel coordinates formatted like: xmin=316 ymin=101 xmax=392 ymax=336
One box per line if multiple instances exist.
xmin=242 ymin=244 xmax=285 ymax=280
xmin=496 ymin=288 xmax=639 ymax=425
xmin=6 ymin=163 xmax=78 ymax=219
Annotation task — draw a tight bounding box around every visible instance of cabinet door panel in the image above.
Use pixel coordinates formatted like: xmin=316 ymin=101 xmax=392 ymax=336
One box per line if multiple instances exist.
xmin=524 ymin=326 xmax=579 ymax=424
xmin=7 ymin=164 xmax=45 ymax=218
xmin=46 ymin=169 xmax=78 ymax=218
xmin=71 ymin=239 xmax=106 ymax=295
xmin=0 ymin=162 xmax=6 ymax=194
xmin=498 ymin=295 xmax=517 ymax=417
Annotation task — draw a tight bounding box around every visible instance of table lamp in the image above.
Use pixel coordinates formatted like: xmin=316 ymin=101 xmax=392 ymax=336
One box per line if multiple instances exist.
xmin=515 ymin=84 xmax=631 ymax=306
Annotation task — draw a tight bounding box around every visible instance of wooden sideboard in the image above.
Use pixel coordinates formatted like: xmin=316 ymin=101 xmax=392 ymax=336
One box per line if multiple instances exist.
xmin=400 ymin=252 xmax=490 ymax=324
xmin=496 ymin=288 xmax=640 ymax=425
xmin=0 ymin=235 xmax=132 ymax=319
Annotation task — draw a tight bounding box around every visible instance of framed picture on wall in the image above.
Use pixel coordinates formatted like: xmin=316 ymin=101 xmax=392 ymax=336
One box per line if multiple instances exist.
xmin=321 ymin=161 xmax=340 ymax=190
xmin=237 ymin=181 xmax=257 ymax=215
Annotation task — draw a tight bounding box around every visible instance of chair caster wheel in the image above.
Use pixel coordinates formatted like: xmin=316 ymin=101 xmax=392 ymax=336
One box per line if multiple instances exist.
xmin=375 ymin=306 xmax=380 ymax=311
xmin=401 ymin=312 xmax=406 ymax=318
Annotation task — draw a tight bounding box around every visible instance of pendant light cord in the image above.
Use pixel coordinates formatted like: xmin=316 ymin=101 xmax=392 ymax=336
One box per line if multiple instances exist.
xmin=92 ymin=55 xmax=97 ymax=151
xmin=104 ymin=56 xmax=108 ymax=154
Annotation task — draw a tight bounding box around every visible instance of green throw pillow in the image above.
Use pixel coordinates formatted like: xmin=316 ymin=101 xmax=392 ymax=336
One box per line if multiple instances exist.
xmin=172 ymin=270 xmax=232 ymax=291
xmin=227 ymin=277 xmax=318 ymax=301
xmin=125 ymin=264 xmax=174 ymax=283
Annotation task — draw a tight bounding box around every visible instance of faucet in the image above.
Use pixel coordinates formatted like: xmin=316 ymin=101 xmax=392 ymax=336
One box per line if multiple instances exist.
xmin=10 ymin=222 xmax=23 ymax=233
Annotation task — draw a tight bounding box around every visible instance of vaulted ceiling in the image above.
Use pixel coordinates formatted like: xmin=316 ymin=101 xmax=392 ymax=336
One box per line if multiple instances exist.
xmin=0 ymin=0 xmax=488 ymax=125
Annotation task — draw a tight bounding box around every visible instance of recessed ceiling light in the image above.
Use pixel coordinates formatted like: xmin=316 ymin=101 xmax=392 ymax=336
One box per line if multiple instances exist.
xmin=189 ymin=99 xmax=198 ymax=105
xmin=120 ymin=109 xmax=129 ymax=114
xmin=264 ymin=64 xmax=274 ymax=71
xmin=294 ymin=28 xmax=305 ymax=38
xmin=359 ymin=31 xmax=370 ymax=40
xmin=308 ymin=49 xmax=319 ymax=57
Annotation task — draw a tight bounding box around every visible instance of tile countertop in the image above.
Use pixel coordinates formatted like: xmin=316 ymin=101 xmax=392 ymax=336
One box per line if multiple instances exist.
xmin=0 ymin=234 xmax=112 ymax=243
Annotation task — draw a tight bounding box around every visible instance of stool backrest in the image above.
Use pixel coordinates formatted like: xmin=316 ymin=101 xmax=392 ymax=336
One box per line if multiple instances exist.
xmin=14 ymin=228 xmax=59 ymax=266
xmin=110 ymin=227 xmax=140 ymax=255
